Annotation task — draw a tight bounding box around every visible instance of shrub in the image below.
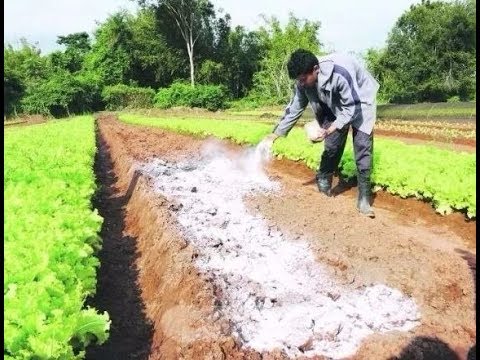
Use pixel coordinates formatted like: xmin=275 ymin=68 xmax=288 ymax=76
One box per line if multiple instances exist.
xmin=447 ymin=95 xmax=461 ymax=103
xmin=155 ymin=82 xmax=227 ymax=111
xmin=101 ymin=84 xmax=155 ymax=110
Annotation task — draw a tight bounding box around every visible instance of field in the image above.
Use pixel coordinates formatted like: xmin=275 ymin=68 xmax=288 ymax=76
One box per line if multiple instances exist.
xmin=226 ymin=102 xmax=477 ymax=121
xmin=4 ymin=112 xmax=476 ymax=360
xmin=224 ymin=103 xmax=477 ymax=150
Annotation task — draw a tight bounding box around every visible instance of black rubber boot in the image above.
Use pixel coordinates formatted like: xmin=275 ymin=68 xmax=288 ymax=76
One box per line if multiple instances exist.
xmin=316 ymin=173 xmax=333 ymax=197
xmin=356 ymin=173 xmax=375 ymax=218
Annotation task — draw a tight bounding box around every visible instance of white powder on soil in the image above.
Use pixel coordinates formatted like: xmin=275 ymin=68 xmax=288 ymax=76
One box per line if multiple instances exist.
xmin=139 ymin=142 xmax=419 ymax=359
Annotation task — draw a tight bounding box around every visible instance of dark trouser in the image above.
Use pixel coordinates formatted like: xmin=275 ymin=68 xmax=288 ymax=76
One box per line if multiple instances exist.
xmin=318 ymin=122 xmax=373 ymax=179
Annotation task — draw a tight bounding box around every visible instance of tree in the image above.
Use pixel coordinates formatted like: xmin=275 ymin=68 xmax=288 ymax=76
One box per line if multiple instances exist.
xmin=365 ymin=0 xmax=476 ymax=103
xmin=52 ymin=32 xmax=91 ymax=73
xmin=197 ymin=59 xmax=226 ymax=85
xmin=4 ymin=40 xmax=52 ymax=116
xmin=137 ymin=0 xmax=216 ymax=87
xmin=128 ymin=8 xmax=185 ymax=88
xmin=249 ymin=13 xmax=322 ymax=103
xmin=4 ymin=70 xmax=24 ymax=116
xmin=209 ymin=15 xmax=264 ymax=98
xmin=21 ymin=71 xmax=82 ymax=116
xmin=83 ymin=11 xmax=134 ymax=86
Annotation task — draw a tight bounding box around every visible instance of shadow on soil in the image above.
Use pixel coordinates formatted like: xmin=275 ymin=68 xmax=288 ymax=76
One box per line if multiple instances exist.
xmin=388 ymin=336 xmax=475 ymax=360
xmin=85 ymin=125 xmax=153 ymax=360
xmin=392 ymin=250 xmax=476 ymax=360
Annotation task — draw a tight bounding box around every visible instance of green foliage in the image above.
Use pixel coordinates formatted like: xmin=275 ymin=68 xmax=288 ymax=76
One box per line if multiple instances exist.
xmin=128 ymin=9 xmax=185 ymax=88
xmin=4 ymin=39 xmax=103 ymax=117
xmin=120 ymin=114 xmax=476 ymax=218
xmin=20 ymin=71 xmax=81 ymax=116
xmin=3 ymin=6 xmax=319 ymax=115
xmin=4 ymin=69 xmax=24 ymax=116
xmin=101 ymin=84 xmax=155 ymax=110
xmin=4 ymin=116 xmax=110 ymax=359
xmin=365 ymin=0 xmax=476 ymax=103
xmin=249 ymin=13 xmax=322 ymax=103
xmin=4 ymin=40 xmax=51 ymax=87
xmin=447 ymin=95 xmax=461 ymax=103
xmin=213 ymin=24 xmax=264 ymax=98
xmin=197 ymin=60 xmax=226 ymax=85
xmin=83 ymin=11 xmax=133 ymax=86
xmin=51 ymin=32 xmax=91 ymax=73
xmin=19 ymin=70 xmax=104 ymax=117
xmin=155 ymin=82 xmax=227 ymax=110
xmin=137 ymin=0 xmax=217 ymax=86
xmin=226 ymin=97 xmax=277 ymax=111
xmin=4 ymin=41 xmax=51 ymax=116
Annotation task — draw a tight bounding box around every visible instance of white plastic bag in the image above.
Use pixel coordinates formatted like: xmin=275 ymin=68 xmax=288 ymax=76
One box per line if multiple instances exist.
xmin=304 ymin=121 xmax=326 ymax=142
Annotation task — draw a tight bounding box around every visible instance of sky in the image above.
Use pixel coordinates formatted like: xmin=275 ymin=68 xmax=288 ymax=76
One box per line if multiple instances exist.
xmin=4 ymin=0 xmax=421 ymax=54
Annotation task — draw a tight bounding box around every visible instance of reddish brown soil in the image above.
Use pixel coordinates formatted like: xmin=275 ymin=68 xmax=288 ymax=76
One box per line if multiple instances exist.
xmin=85 ymin=131 xmax=154 ymax=359
xmin=87 ymin=114 xmax=476 ymax=360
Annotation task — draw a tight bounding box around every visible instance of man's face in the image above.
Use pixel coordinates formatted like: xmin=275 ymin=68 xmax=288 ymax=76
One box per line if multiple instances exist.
xmin=297 ymin=65 xmax=319 ymax=88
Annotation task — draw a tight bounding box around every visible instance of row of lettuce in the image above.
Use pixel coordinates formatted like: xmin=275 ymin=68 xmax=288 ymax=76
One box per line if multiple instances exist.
xmin=4 ymin=117 xmax=110 ymax=359
xmin=120 ymin=114 xmax=476 ymax=219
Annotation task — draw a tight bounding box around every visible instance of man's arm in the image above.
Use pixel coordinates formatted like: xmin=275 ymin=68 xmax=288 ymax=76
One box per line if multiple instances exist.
xmin=272 ymin=83 xmax=309 ymax=137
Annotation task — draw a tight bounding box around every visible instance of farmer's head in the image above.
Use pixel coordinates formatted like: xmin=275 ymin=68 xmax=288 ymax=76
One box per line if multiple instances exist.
xmin=287 ymin=49 xmax=319 ymax=88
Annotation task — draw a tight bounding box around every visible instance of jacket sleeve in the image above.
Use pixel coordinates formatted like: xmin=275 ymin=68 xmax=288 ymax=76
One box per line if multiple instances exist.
xmin=272 ymin=84 xmax=309 ymax=137
xmin=330 ymin=74 xmax=361 ymax=130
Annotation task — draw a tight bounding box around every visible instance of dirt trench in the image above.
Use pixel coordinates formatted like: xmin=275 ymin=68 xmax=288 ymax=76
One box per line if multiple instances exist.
xmin=86 ymin=114 xmax=475 ymax=360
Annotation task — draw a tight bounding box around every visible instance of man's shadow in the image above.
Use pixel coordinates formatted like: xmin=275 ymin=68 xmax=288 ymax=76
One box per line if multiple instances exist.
xmin=389 ymin=336 xmax=475 ymax=360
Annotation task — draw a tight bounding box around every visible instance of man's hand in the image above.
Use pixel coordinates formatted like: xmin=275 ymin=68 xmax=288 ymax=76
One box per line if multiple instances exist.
xmin=324 ymin=125 xmax=337 ymax=137
xmin=257 ymin=133 xmax=279 ymax=157
xmin=314 ymin=125 xmax=337 ymax=142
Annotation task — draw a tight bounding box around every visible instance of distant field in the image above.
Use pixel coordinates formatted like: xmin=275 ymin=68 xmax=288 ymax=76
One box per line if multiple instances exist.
xmin=376 ymin=102 xmax=476 ymax=120
xmin=225 ymin=101 xmax=476 ymax=121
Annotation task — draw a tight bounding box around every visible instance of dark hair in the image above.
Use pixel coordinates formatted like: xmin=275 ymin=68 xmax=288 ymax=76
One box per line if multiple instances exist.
xmin=287 ymin=49 xmax=319 ymax=79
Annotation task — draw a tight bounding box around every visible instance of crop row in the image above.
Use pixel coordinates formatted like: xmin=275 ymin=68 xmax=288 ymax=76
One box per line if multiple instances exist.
xmin=375 ymin=121 xmax=476 ymax=140
xmin=4 ymin=117 xmax=109 ymax=359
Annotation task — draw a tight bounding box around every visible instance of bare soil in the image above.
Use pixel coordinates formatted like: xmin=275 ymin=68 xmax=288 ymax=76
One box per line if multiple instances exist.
xmin=86 ymin=113 xmax=476 ymax=360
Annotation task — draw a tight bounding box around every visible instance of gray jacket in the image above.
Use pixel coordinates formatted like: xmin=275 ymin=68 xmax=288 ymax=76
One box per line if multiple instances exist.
xmin=273 ymin=53 xmax=380 ymax=136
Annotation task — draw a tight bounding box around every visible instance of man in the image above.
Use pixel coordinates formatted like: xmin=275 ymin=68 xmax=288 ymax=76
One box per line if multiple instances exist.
xmin=258 ymin=49 xmax=379 ymax=217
